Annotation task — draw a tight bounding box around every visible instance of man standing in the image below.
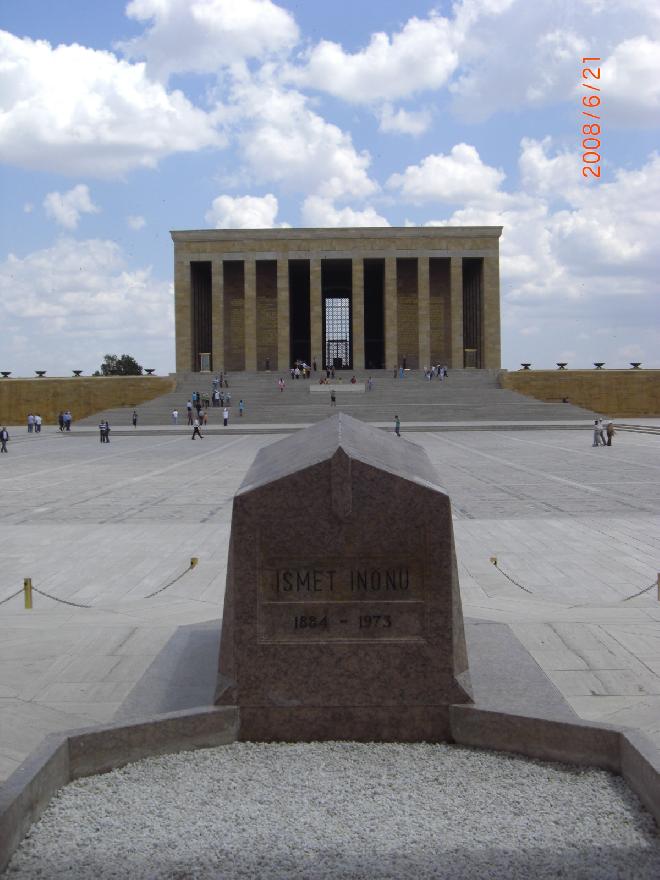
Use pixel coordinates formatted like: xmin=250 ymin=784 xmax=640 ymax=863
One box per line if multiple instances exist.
xmin=186 ymin=400 xmax=193 ymax=424
xmin=239 ymin=399 xmax=244 ymax=417
xmin=27 ymin=413 xmax=34 ymax=433
xmin=99 ymin=419 xmax=106 ymax=443
xmin=0 ymin=427 xmax=9 ymax=453
xmin=395 ymin=415 xmax=401 ymax=437
xmin=592 ymin=420 xmax=604 ymax=447
xmin=104 ymin=420 xmax=111 ymax=443
xmin=330 ymin=390 xmax=336 ymax=407
xmin=34 ymin=414 xmax=42 ymax=433
xmin=606 ymin=421 xmax=615 ymax=447
xmin=132 ymin=410 xmax=138 ymax=428
xmin=191 ymin=417 xmax=203 ymax=439
xmin=223 ymin=406 xmax=229 ymax=427
xmin=171 ymin=409 xmax=179 ymax=425
xmin=58 ymin=412 xmax=65 ymax=432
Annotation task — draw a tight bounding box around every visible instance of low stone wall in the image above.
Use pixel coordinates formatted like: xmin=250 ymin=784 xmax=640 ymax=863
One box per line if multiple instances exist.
xmin=500 ymin=370 xmax=660 ymax=418
xmin=0 ymin=376 xmax=175 ymax=425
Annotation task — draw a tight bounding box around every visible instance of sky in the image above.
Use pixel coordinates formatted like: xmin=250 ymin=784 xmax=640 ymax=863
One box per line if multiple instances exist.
xmin=1 ymin=0 xmax=659 ymax=376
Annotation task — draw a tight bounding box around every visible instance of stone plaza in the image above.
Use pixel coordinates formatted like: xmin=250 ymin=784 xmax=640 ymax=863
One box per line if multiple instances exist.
xmin=0 ymin=421 xmax=659 ymax=780
xmin=1 ymin=401 xmax=659 ymax=875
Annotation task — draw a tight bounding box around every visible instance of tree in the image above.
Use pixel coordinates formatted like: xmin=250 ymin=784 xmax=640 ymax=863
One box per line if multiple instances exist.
xmin=94 ymin=354 xmax=144 ymax=376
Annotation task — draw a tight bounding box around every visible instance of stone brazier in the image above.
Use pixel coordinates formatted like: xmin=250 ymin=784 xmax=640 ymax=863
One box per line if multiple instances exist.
xmin=215 ymin=412 xmax=472 ymax=741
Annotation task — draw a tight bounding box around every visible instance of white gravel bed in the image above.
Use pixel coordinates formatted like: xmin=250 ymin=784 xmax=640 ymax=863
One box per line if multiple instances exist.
xmin=5 ymin=742 xmax=659 ymax=879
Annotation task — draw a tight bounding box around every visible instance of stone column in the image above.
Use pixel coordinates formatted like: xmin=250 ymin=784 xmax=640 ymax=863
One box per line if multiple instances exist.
xmin=482 ymin=253 xmax=501 ymax=369
xmin=450 ymin=256 xmax=464 ymax=369
xmin=277 ymin=258 xmax=290 ymax=371
xmin=417 ymin=256 xmax=430 ymax=371
xmin=310 ymin=258 xmax=322 ymax=368
xmin=211 ymin=257 xmax=224 ymax=373
xmin=384 ymin=256 xmax=398 ymax=370
xmin=352 ymin=257 xmax=365 ymax=370
xmin=175 ymin=254 xmax=192 ymax=372
xmin=244 ymin=258 xmax=257 ymax=371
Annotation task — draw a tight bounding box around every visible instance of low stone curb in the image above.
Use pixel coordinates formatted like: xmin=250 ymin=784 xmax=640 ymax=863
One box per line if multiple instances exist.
xmin=1 ymin=703 xmax=658 ymax=874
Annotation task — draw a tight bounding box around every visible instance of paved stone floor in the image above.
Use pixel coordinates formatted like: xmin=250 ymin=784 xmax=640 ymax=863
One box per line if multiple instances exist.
xmin=0 ymin=425 xmax=659 ymax=783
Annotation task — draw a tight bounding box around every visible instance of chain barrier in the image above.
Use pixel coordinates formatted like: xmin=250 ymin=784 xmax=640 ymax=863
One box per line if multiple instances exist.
xmin=0 ymin=558 xmax=198 ymax=609
xmin=490 ymin=559 xmax=534 ymax=594
xmin=489 ymin=558 xmax=656 ymax=604
xmin=144 ymin=558 xmax=198 ymax=599
xmin=31 ymin=587 xmax=92 ymax=608
xmin=621 ymin=581 xmax=657 ymax=602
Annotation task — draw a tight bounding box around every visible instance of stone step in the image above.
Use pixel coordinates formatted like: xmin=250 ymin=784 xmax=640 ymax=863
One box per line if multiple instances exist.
xmin=77 ymin=370 xmax=597 ymax=426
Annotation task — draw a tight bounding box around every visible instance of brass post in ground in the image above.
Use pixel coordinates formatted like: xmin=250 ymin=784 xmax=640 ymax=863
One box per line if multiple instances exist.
xmin=23 ymin=578 xmax=32 ymax=610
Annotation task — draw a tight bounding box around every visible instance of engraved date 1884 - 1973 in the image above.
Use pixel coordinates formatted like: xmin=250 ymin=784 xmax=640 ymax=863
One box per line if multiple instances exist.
xmin=581 ymin=57 xmax=602 ymax=179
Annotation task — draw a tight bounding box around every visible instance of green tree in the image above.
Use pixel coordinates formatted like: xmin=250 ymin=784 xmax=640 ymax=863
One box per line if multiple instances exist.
xmin=94 ymin=353 xmax=144 ymax=376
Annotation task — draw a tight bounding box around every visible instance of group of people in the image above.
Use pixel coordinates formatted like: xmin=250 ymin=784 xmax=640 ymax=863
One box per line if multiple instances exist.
xmin=424 ymin=365 xmax=449 ymax=381
xmin=57 ymin=411 xmax=73 ymax=431
xmin=290 ymin=363 xmax=311 ymax=380
xmin=593 ymin=418 xmax=615 ymax=447
xmin=26 ymin=413 xmax=43 ymax=432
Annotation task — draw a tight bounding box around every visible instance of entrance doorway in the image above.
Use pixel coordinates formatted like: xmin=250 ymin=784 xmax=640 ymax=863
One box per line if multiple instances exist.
xmin=322 ymin=259 xmax=352 ymax=369
xmin=324 ymin=297 xmax=351 ymax=369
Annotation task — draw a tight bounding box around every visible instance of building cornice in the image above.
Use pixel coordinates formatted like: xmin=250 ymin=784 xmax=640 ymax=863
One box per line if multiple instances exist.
xmin=170 ymin=226 xmax=503 ymax=243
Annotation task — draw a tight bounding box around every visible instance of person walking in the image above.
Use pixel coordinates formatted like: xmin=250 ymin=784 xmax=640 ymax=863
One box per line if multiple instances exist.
xmin=395 ymin=415 xmax=401 ymax=437
xmin=132 ymin=410 xmax=138 ymax=428
xmin=64 ymin=410 xmax=72 ymax=431
xmin=201 ymin=408 xmax=208 ymax=426
xmin=58 ymin=411 xmax=65 ymax=432
xmin=606 ymin=421 xmax=615 ymax=446
xmin=330 ymin=389 xmax=336 ymax=407
xmin=191 ymin=418 xmax=203 ymax=439
xmin=223 ymin=406 xmax=229 ymax=427
xmin=34 ymin=414 xmax=42 ymax=433
xmin=239 ymin=399 xmax=244 ymax=417
xmin=0 ymin=427 xmax=9 ymax=453
xmin=27 ymin=413 xmax=34 ymax=433
xmin=598 ymin=418 xmax=607 ymax=447
xmin=104 ymin=420 xmax=111 ymax=443
xmin=186 ymin=400 xmax=193 ymax=424
xmin=99 ymin=419 xmax=106 ymax=443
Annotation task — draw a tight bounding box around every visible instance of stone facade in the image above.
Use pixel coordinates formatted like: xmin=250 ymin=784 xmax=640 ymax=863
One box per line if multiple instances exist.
xmin=171 ymin=227 xmax=503 ymax=373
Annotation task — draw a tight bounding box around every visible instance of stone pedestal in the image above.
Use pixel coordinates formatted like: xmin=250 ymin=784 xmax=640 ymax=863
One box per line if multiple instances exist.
xmin=216 ymin=412 xmax=472 ymax=741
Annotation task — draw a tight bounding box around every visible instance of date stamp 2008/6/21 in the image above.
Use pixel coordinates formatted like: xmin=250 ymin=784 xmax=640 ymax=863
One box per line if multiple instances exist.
xmin=581 ymin=57 xmax=602 ymax=179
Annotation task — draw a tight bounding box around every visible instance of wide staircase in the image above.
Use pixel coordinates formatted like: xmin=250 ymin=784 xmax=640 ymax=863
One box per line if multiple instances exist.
xmin=77 ymin=370 xmax=596 ymax=430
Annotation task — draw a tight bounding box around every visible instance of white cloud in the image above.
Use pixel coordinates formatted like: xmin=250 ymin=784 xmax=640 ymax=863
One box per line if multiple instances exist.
xmin=422 ymin=139 xmax=660 ymax=367
xmin=127 ymin=215 xmax=146 ymax=230
xmin=120 ymin=0 xmax=299 ymax=80
xmin=43 ymin=184 xmax=99 ymax=229
xmin=0 ymin=238 xmax=174 ymax=374
xmin=288 ymin=12 xmax=458 ymax=103
xmin=387 ymin=144 xmax=506 ymax=205
xmin=605 ymin=37 xmax=660 ymax=126
xmin=232 ymin=79 xmax=377 ymax=200
xmin=449 ymin=0 xmax=660 ymax=123
xmin=378 ymin=104 xmax=431 ymax=136
xmin=301 ymin=197 xmax=389 ymax=228
xmin=0 ymin=30 xmax=222 ymax=177
xmin=205 ymin=193 xmax=281 ymax=228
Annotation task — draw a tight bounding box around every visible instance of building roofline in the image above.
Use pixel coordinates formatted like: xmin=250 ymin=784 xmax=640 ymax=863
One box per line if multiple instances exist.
xmin=170 ymin=226 xmax=503 ymax=242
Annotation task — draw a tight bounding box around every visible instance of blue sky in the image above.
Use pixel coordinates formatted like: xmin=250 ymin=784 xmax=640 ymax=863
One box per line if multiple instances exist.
xmin=1 ymin=0 xmax=658 ymax=375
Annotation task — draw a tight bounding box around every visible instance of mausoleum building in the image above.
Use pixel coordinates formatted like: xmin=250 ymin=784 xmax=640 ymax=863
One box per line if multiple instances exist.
xmin=172 ymin=227 xmax=502 ymax=373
